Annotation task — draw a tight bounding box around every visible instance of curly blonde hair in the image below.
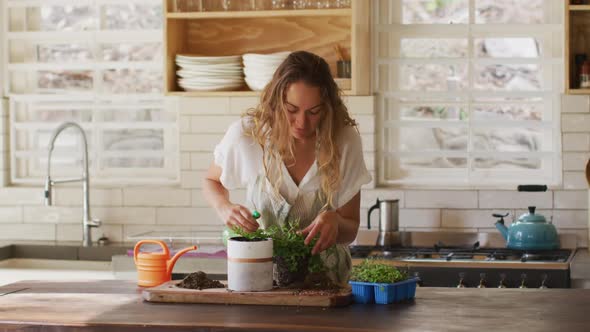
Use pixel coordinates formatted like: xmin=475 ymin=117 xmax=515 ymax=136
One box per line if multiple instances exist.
xmin=243 ymin=51 xmax=357 ymax=208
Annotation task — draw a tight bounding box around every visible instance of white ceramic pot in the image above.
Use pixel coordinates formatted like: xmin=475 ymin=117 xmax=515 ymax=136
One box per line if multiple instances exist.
xmin=227 ymin=237 xmax=273 ymax=291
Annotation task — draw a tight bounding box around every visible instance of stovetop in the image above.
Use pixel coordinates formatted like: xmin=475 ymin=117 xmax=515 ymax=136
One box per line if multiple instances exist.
xmin=348 ymin=241 xmax=574 ymax=288
xmin=349 ymin=244 xmax=573 ymax=265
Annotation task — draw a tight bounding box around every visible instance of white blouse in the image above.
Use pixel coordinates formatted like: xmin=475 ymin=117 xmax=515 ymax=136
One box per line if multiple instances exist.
xmin=213 ymin=119 xmax=371 ymax=209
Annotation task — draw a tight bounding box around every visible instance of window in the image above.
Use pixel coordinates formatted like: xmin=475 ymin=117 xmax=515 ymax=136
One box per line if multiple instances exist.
xmin=373 ymin=0 xmax=563 ymax=187
xmin=2 ymin=0 xmax=177 ymax=184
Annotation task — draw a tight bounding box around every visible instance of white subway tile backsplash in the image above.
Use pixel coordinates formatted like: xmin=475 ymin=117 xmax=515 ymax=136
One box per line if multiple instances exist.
xmin=229 ymin=97 xmax=259 ymax=114
xmin=0 ymin=224 xmax=55 ymax=240
xmin=554 ymin=191 xmax=587 ymax=209
xmin=156 ymin=207 xmax=219 ymax=225
xmin=190 ymin=116 xmax=238 ymax=134
xmin=179 ymin=116 xmax=191 ymax=133
xmin=355 ymin=115 xmax=374 ymax=134
xmin=0 ymin=207 xmax=22 ymax=223
xmin=551 ymin=210 xmax=588 ymax=228
xmin=479 ymin=190 xmax=552 ymax=209
xmin=360 ymin=189 xmax=404 ymax=208
xmin=563 ymin=152 xmax=590 ymax=171
xmin=179 ymin=97 xmax=229 ymax=115
xmin=24 ymin=206 xmax=82 ymax=223
xmin=57 ymin=224 xmax=123 ymax=243
xmin=191 ymin=189 xmax=207 ymax=208
xmin=123 ymin=188 xmax=190 ymax=207
xmin=180 ymin=171 xmax=206 ymax=189
xmin=405 ymin=190 xmax=478 ymax=209
xmin=344 ymin=96 xmax=374 ymax=114
xmin=562 ymin=114 xmax=590 ymax=132
xmin=442 ymin=209 xmax=507 ymax=228
xmin=563 ymin=133 xmax=590 ymax=151
xmin=563 ymin=172 xmax=588 ymax=190
xmin=123 ymin=224 xmax=223 ymax=240
xmin=558 ymin=229 xmax=588 ymax=248
xmin=180 ymin=134 xmax=223 ymax=152
xmin=92 ymin=207 xmax=156 ymax=224
xmin=53 ymin=188 xmax=123 ymax=206
xmin=181 ymin=152 xmax=191 ymax=170
xmin=399 ymin=209 xmax=440 ymax=228
xmin=562 ymin=95 xmax=589 ymax=113
xmin=191 ymin=152 xmax=213 ymax=170
xmin=0 ymin=188 xmax=44 ymax=205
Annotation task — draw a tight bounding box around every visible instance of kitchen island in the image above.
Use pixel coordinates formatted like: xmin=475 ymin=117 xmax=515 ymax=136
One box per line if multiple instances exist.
xmin=0 ymin=280 xmax=587 ymax=332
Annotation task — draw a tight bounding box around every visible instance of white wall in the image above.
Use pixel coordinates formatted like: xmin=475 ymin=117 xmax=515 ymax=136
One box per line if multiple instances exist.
xmin=0 ymin=94 xmax=587 ymax=248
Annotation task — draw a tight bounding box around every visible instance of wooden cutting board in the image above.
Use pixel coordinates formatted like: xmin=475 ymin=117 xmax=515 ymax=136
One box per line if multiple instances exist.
xmin=142 ymin=280 xmax=352 ymax=307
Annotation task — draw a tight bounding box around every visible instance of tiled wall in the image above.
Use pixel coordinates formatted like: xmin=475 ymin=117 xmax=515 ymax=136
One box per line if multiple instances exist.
xmin=0 ymin=94 xmax=587 ymax=247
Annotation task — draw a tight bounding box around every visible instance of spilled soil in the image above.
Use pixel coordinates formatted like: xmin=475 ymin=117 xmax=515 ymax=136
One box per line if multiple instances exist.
xmin=176 ymin=271 xmax=224 ymax=290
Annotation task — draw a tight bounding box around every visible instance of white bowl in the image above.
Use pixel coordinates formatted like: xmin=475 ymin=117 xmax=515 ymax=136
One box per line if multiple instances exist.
xmin=176 ymin=54 xmax=242 ymax=64
xmin=245 ymin=76 xmax=271 ymax=91
xmin=177 ymin=69 xmax=243 ymax=78
xmin=243 ymin=66 xmax=276 ymax=78
xmin=242 ymin=51 xmax=290 ymax=62
xmin=179 ymin=82 xmax=244 ymax=92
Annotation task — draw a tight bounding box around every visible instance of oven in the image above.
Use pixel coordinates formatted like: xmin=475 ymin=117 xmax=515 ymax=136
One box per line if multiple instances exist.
xmin=349 ymin=242 xmax=573 ymax=288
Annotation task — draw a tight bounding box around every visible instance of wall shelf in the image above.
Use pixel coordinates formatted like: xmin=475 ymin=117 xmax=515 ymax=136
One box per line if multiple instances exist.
xmin=565 ymin=2 xmax=590 ymax=93
xmin=166 ymin=8 xmax=352 ymax=19
xmin=569 ymin=5 xmax=590 ymax=11
xmin=163 ymin=0 xmax=369 ymax=97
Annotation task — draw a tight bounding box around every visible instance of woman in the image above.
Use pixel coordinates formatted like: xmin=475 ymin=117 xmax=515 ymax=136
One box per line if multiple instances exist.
xmin=202 ymin=51 xmax=371 ymax=285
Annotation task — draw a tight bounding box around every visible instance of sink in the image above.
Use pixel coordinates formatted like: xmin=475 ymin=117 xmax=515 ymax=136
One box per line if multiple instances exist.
xmin=0 ymin=258 xmax=115 ymax=286
xmin=0 ymin=243 xmax=130 ymax=286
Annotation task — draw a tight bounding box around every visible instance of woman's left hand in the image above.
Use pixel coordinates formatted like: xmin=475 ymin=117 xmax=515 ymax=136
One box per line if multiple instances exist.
xmin=301 ymin=211 xmax=340 ymax=255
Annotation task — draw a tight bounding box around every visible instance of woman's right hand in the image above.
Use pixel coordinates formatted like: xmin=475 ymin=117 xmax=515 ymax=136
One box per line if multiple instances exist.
xmin=219 ymin=203 xmax=259 ymax=233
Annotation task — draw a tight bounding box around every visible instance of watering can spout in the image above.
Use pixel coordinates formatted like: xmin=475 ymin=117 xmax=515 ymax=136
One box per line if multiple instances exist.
xmin=167 ymin=245 xmax=197 ymax=276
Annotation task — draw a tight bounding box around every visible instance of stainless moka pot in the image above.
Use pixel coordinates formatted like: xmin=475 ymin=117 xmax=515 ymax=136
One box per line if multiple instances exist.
xmin=367 ymin=199 xmax=402 ymax=247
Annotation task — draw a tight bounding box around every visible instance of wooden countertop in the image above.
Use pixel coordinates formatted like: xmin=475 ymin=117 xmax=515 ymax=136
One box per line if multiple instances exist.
xmin=0 ymin=280 xmax=588 ymax=332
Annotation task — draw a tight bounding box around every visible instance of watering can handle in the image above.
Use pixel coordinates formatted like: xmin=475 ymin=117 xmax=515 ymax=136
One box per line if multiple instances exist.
xmin=367 ymin=199 xmax=380 ymax=230
xmin=133 ymin=240 xmax=169 ymax=265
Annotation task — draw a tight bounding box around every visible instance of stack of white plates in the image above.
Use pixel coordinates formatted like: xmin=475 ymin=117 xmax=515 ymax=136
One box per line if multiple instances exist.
xmin=175 ymin=54 xmax=244 ymax=92
xmin=242 ymin=52 xmax=291 ymax=91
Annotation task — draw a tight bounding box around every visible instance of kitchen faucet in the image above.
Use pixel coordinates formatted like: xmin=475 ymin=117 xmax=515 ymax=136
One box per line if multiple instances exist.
xmin=44 ymin=122 xmax=101 ymax=247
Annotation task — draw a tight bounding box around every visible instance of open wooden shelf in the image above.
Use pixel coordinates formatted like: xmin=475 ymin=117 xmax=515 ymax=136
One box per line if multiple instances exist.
xmin=569 ymin=5 xmax=590 ymax=11
xmin=163 ymin=0 xmax=369 ymax=97
xmin=166 ymin=8 xmax=352 ymax=19
xmin=565 ymin=2 xmax=590 ymax=93
xmin=566 ymin=88 xmax=590 ymax=94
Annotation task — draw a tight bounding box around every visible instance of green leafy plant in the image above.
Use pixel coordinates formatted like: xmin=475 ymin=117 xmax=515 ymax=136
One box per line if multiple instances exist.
xmin=350 ymin=259 xmax=408 ymax=284
xmin=231 ymin=220 xmax=333 ymax=274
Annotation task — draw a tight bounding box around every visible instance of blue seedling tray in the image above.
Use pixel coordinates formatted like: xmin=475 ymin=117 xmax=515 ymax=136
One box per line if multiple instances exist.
xmin=349 ymin=278 xmax=418 ymax=304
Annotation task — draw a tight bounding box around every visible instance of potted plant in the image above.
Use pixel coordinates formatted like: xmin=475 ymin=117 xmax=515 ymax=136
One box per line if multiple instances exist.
xmin=232 ymin=221 xmax=334 ymax=288
xmin=226 ymin=232 xmax=273 ymax=292
xmin=349 ymin=259 xmax=417 ymax=304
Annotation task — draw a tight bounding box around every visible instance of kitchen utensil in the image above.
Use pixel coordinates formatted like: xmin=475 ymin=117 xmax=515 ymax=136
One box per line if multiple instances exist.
xmin=367 ymin=199 xmax=402 ymax=247
xmin=494 ymin=185 xmax=559 ymax=250
xmin=133 ymin=240 xmax=197 ymax=287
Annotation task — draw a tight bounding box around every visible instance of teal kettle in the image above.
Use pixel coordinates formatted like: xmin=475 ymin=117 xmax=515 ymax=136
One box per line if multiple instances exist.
xmin=494 ymin=185 xmax=560 ymax=251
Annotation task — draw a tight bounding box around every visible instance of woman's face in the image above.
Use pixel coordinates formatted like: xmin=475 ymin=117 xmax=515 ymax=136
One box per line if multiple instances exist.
xmin=284 ymin=81 xmax=323 ymax=141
